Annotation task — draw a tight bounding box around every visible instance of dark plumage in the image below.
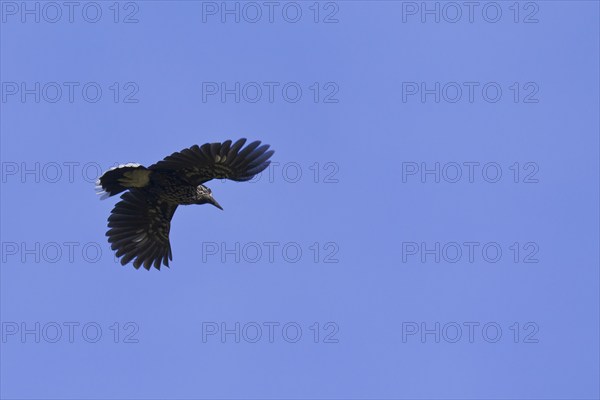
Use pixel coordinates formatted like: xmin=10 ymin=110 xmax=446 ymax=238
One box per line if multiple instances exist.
xmin=96 ymin=139 xmax=274 ymax=270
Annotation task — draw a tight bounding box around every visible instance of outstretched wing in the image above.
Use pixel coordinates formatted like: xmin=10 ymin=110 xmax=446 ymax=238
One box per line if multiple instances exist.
xmin=106 ymin=190 xmax=178 ymax=270
xmin=148 ymin=138 xmax=274 ymax=185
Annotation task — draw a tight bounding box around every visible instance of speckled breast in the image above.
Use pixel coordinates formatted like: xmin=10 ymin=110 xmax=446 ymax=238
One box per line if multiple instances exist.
xmin=150 ymin=173 xmax=198 ymax=205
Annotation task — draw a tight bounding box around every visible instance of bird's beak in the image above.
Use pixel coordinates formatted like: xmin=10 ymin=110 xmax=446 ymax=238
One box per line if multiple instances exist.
xmin=209 ymin=197 xmax=223 ymax=210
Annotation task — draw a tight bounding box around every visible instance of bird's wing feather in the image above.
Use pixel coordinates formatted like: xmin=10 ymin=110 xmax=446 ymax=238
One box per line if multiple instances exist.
xmin=106 ymin=190 xmax=178 ymax=270
xmin=147 ymin=139 xmax=274 ymax=185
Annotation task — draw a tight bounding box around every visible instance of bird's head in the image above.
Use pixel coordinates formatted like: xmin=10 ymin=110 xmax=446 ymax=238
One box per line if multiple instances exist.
xmin=195 ymin=185 xmax=223 ymax=210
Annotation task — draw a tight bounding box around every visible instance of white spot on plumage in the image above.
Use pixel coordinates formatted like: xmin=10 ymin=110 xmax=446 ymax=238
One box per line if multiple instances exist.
xmin=99 ymin=163 xmax=142 ymax=179
xmin=115 ymin=162 xmax=141 ymax=169
xmin=95 ymin=178 xmax=109 ymax=199
xmin=96 ymin=163 xmax=147 ymax=198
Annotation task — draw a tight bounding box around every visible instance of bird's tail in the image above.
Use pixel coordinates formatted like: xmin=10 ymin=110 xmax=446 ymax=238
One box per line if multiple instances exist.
xmin=95 ymin=163 xmax=151 ymax=199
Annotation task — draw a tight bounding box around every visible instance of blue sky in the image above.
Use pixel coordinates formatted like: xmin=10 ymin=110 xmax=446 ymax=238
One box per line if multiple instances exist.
xmin=1 ymin=1 xmax=599 ymax=399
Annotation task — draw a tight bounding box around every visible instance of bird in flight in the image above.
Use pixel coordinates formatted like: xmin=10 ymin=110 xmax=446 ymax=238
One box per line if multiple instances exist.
xmin=96 ymin=139 xmax=274 ymax=270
